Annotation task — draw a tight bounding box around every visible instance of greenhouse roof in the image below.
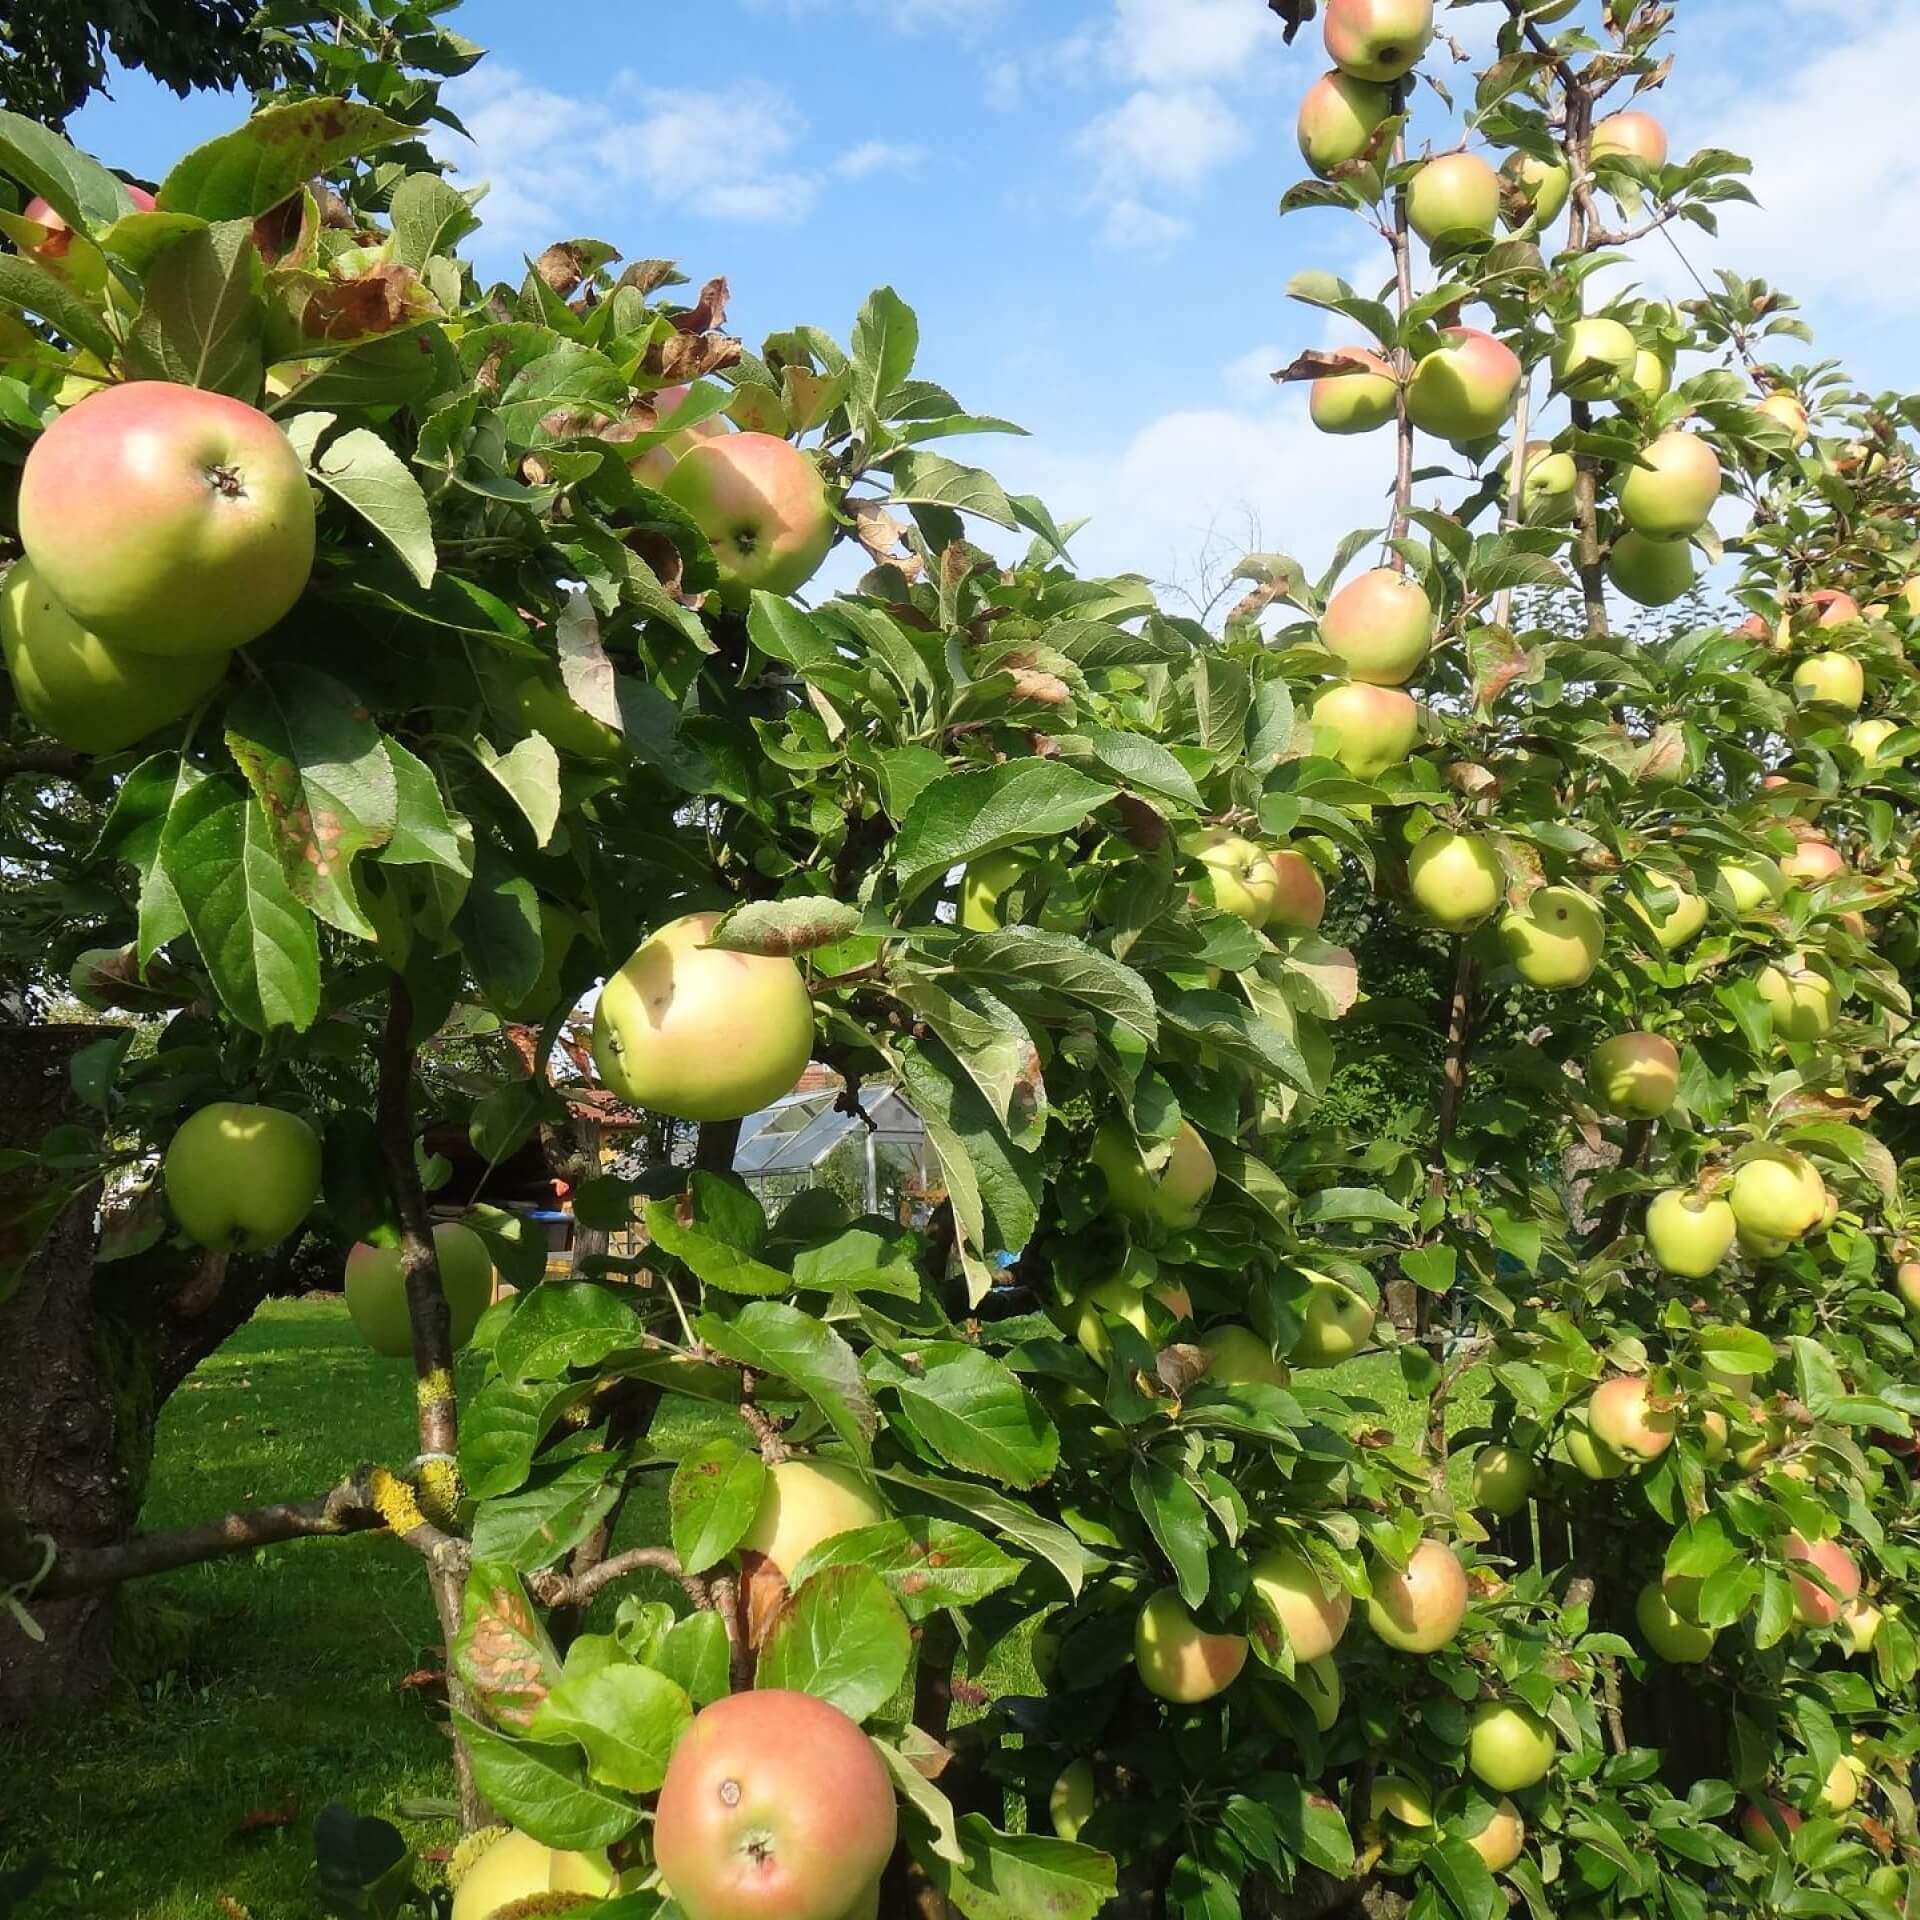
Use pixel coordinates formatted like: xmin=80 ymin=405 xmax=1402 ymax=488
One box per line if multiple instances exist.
xmin=732 ymin=1083 xmax=923 ymax=1178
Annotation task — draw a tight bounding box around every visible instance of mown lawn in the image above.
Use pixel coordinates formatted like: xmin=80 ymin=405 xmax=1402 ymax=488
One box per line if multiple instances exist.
xmin=0 ymin=1300 xmax=1486 ymax=1918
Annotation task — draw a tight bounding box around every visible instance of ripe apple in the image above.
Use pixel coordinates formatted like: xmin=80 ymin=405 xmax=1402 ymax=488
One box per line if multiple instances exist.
xmin=1740 ymin=1800 xmax=1802 ymax=1854
xmin=1133 ymin=1588 xmax=1248 ymax=1701
xmin=344 ymin=1222 xmax=495 ymax=1359
xmin=1503 ymin=151 xmax=1570 ymax=228
xmin=1408 ymin=830 xmax=1504 ymax=930
xmin=21 ymin=183 xmax=155 ymax=261
xmin=1250 ymin=1544 xmax=1352 ymax=1663
xmin=1785 ymin=1531 xmax=1860 ymax=1627
xmin=1310 ymin=347 xmax=1399 ymax=434
xmin=1552 ymin=317 xmax=1638 ymax=398
xmin=1630 ymin=885 xmax=1708 ymax=950
xmin=450 ymin=1827 xmax=616 ymax=1920
xmin=1635 ymin=1581 xmax=1716 ymax=1663
xmin=1407 ymin=327 xmax=1523 ymax=443
xmin=1465 ymin=1798 xmax=1526 ymax=1873
xmin=1519 ymin=442 xmax=1577 ymax=521
xmin=1631 ymin=348 xmax=1674 ymax=401
xmin=164 ymin=1101 xmax=322 ymax=1253
xmin=1809 ymin=589 xmax=1862 ymax=628
xmin=1298 ymin=72 xmax=1395 ymax=176
xmin=1563 ymin=1420 xmax=1627 ymax=1480
xmin=1591 ymin=111 xmax=1669 ymax=170
xmin=1496 ymin=885 xmax=1604 ymax=989
xmin=1470 ymin=1444 xmax=1536 ymax=1518
xmin=654 ymin=1689 xmax=896 ymax=1920
xmin=1758 ymin=391 xmax=1809 ymax=444
xmin=1201 ymin=1324 xmax=1291 ymax=1389
xmin=1589 ymin=1375 xmax=1675 ymax=1460
xmin=1268 ymin=849 xmax=1328 ymax=932
xmin=742 ymin=1458 xmax=887 ymax=1579
xmin=1729 ymin=1151 xmax=1827 ymax=1242
xmin=1617 ymin=432 xmax=1722 ymax=539
xmin=1408 ymin=152 xmax=1502 ymax=245
xmin=593 ymin=911 xmax=814 ymax=1122
xmin=1320 ymin=568 xmax=1434 ymax=686
xmin=1366 ymin=1537 xmax=1468 ymax=1652
xmin=1589 ymin=1031 xmax=1680 ymax=1118
xmin=1780 ymin=839 xmax=1845 ymax=886
xmin=0 ymin=556 xmax=230 ymax=754
xmin=1090 ymin=1119 xmax=1216 ymax=1230
xmin=660 ymin=432 xmax=836 ymax=608
xmin=1050 ymin=1760 xmax=1095 ymax=1842
xmin=18 ymin=382 xmax=315 ymax=655
xmin=1645 ymin=1190 xmax=1735 ymax=1278
xmin=1791 ymin=652 xmax=1865 ymax=710
xmin=1289 ymin=1273 xmax=1376 ymax=1367
xmin=1467 ymin=1703 xmax=1555 ymax=1792
xmin=1757 ymin=963 xmax=1837 ymax=1042
xmin=1608 ymin=531 xmax=1695 ymax=607
xmin=628 ymin=383 xmax=729 ymax=486
xmin=1850 ymin=717 xmax=1905 ymax=769
xmin=1323 ymin=0 xmax=1435 ymax=82
xmin=1186 ymin=827 xmax=1284 ymax=926
xmin=1720 ymin=858 xmax=1783 ymax=914
xmin=1310 ymin=682 xmax=1420 ymax=776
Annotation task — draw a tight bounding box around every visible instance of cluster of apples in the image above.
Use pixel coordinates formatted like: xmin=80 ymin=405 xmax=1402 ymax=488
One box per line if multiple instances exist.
xmin=1757 ymin=581 xmax=1920 ymax=776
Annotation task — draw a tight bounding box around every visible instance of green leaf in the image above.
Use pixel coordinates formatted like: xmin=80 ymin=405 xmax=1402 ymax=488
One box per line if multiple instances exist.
xmin=224 ymin=665 xmax=399 ymax=940
xmin=453 ymin=840 xmax=544 ymax=1006
xmin=877 ymin=1465 xmax=1086 ymax=1597
xmin=474 ymin=732 xmax=562 ymax=848
xmin=888 ymin=1346 xmax=1059 ymax=1489
xmin=470 ymin=1463 xmax=621 ymax=1573
xmin=1064 ymin=726 xmax=1205 ymax=808
xmin=1429 ymin=1833 xmax=1505 ymax=1920
xmin=528 ymin=1660 xmax=692 ymax=1793
xmin=706 ymin=897 xmax=864 ymax=956
xmin=789 ymin=1222 xmax=923 ymax=1301
xmin=379 ymin=740 xmax=470 ymax=873
xmin=755 ymin=1563 xmax=913 ymax=1723
xmin=951 ymin=926 xmax=1158 ymax=1046
xmin=1131 ymin=1458 xmax=1212 ymax=1609
xmin=646 ymin=1197 xmax=793 ymax=1299
xmin=789 ymin=1518 xmax=1023 ymax=1620
xmin=668 ymin=1439 xmax=768 ymax=1575
xmin=877 ymin=1738 xmax=967 ymax=1866
xmin=453 ymin=1713 xmax=642 ymax=1852
xmin=915 ymin=1815 xmax=1118 ymax=1920
xmin=307 ymin=425 xmax=438 ymax=586
xmin=884 ymin=451 xmax=1019 ymax=528
xmin=851 ymin=285 xmax=919 ymax=425
xmin=1697 ymin=1325 xmax=1777 ymax=1375
xmin=893 ymin=762 xmax=1113 ymax=905
xmin=0 ymin=108 xmax=140 ymax=234
xmin=92 ymin=752 xmax=195 ymax=961
xmin=158 ymin=771 xmax=320 ymax=1033
xmin=694 ymin=1303 xmax=877 ymax=1462
xmin=388 ymin=172 xmax=482 ymax=270
xmin=0 ymin=254 xmax=116 ymax=362
xmin=494 ymin=1282 xmax=645 ymax=1385
xmin=461 ymin=1378 xmax=590 ymax=1500
xmin=651 ymin=1610 xmax=731 ymax=1709
xmin=125 ymin=219 xmax=265 ymax=399
xmin=158 ymin=99 xmax=417 ymax=221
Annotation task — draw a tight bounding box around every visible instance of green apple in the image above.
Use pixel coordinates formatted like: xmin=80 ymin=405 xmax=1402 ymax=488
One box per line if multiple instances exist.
xmin=1289 ymin=1273 xmax=1376 ymax=1366
xmin=1502 ymin=150 xmax=1570 ymax=228
xmin=1250 ymin=1544 xmax=1352 ymax=1662
xmin=1471 ymin=1444 xmax=1536 ymax=1518
xmin=1407 ymin=327 xmax=1523 ymax=442
xmin=1589 ymin=1031 xmax=1680 ymax=1117
xmin=164 ymin=1102 xmax=321 ymax=1253
xmin=1850 ymin=716 xmax=1906 ymax=769
xmin=450 ymin=1827 xmax=617 ymax=1920
xmin=1297 ymin=72 xmax=1394 ymax=176
xmin=659 ymin=431 xmax=835 ymax=608
xmin=18 ymin=380 xmax=314 ymax=655
xmin=1719 ymin=858 xmax=1783 ymax=914
xmin=1133 ymin=1588 xmax=1248 ymax=1702
xmin=1408 ymin=829 xmax=1504 ymax=930
xmin=1645 ymin=1190 xmax=1735 ymax=1277
xmin=1320 ymin=567 xmax=1434 ymax=685
xmin=1366 ymin=1538 xmax=1468 ymax=1652
xmin=1497 ymin=885 xmax=1604 ymax=988
xmin=1 ymin=558 xmax=229 ymax=754
xmin=1185 ymin=827 xmax=1283 ymax=926
xmin=1309 ymin=346 xmax=1399 ymax=434
xmin=1729 ymin=1151 xmax=1827 ymax=1242
xmin=344 ymin=1221 xmax=495 ymax=1359
xmin=1629 ymin=885 xmax=1708 ymax=950
xmin=1757 ymin=390 xmax=1809 ymax=445
xmin=1631 ymin=348 xmax=1674 ymax=401
xmin=1608 ymin=531 xmax=1696 ymax=607
xmin=1618 ymin=432 xmax=1722 ymax=539
xmin=1591 ymin=110 xmax=1669 ymax=169
xmin=593 ymin=911 xmax=814 ymax=1122
xmin=1563 ymin=1419 xmax=1628 ymax=1480
xmin=1310 ymin=682 xmax=1420 ymax=776
xmin=1467 ymin=1703 xmax=1555 ymax=1792
xmin=1049 ymin=1760 xmax=1095 ymax=1842
xmin=1757 ymin=962 xmax=1837 ymax=1042
xmin=1518 ymin=442 xmax=1577 ymax=521
xmin=510 ymin=668 xmax=623 ymax=761
xmin=1635 ymin=1581 xmax=1716 ymax=1663
xmin=1090 ymin=1120 xmax=1216 ymax=1230
xmin=742 ymin=1458 xmax=888 ymax=1578
xmin=1322 ymin=0 xmax=1435 ymax=82
xmin=1841 ymin=1599 xmax=1883 ymax=1655
xmin=1792 ymin=652 xmax=1865 ymax=710
xmin=1068 ymin=1271 xmax=1194 ymax=1364
xmin=1371 ymin=1775 xmax=1434 ymax=1826
xmin=1407 ymin=152 xmax=1501 ymax=245
xmin=1201 ymin=1324 xmax=1291 ymax=1389
xmin=1552 ymin=317 xmax=1638 ymax=398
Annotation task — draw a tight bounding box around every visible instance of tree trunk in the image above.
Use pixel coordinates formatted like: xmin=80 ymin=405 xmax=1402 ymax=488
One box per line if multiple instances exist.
xmin=0 ymin=1023 xmax=287 ymax=1724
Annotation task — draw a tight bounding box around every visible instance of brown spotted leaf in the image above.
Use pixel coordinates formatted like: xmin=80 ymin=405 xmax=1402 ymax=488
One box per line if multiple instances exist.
xmin=453 ymin=1564 xmax=561 ymax=1733
xmin=299 ymin=262 xmax=433 ymax=341
xmin=705 ymin=897 xmax=865 ymax=957
xmin=645 ymin=329 xmax=742 ymax=383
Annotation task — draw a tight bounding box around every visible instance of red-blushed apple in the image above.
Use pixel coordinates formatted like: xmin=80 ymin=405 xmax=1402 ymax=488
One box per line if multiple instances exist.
xmin=1310 ymin=347 xmax=1398 ymax=434
xmin=660 ymin=431 xmax=836 ymax=607
xmin=592 ymin=911 xmax=814 ymax=1122
xmin=1467 ymin=1703 xmax=1555 ymax=1792
xmin=1249 ymin=1544 xmax=1353 ymax=1663
xmin=1407 ymin=152 xmax=1501 ymax=244
xmin=1497 ymin=885 xmax=1604 ymax=988
xmin=1366 ymin=1537 xmax=1468 ymax=1652
xmin=1591 ymin=110 xmax=1669 ymax=170
xmin=1297 ymin=71 xmax=1394 ymax=176
xmin=1090 ymin=1119 xmax=1216 ymax=1230
xmin=163 ymin=1102 xmax=321 ymax=1253
xmin=1518 ymin=442 xmax=1577 ymax=520
xmin=628 ymin=382 xmax=729 ymax=486
xmin=1618 ymin=431 xmax=1722 ymax=538
xmin=1757 ymin=390 xmax=1810 ymax=445
xmin=1310 ymin=681 xmax=1420 ymax=776
xmin=1850 ymin=717 xmax=1905 ymax=769
xmin=1636 ymin=1581 xmax=1717 ymax=1663
xmin=1269 ymin=849 xmax=1329 ymax=932
xmin=1645 ymin=1189 xmax=1735 ymax=1277
xmin=1502 ymin=150 xmax=1570 ymax=227
xmin=0 ymin=556 xmax=230 ymax=754
xmin=1809 ymin=589 xmax=1862 ymax=628
xmin=1464 ymin=1798 xmax=1526 ymax=1873
xmin=449 ymin=1827 xmax=617 ymax=1920
xmin=654 ymin=1690 xmax=896 ymax=1920
xmin=1201 ymin=1324 xmax=1291 ymax=1388
xmin=1185 ymin=827 xmax=1284 ymax=926
xmin=1729 ymin=1150 xmax=1827 ymax=1243
xmin=1629 ymin=883 xmax=1708 ymax=949
xmin=1322 ymin=0 xmax=1435 ymax=82
xmin=1740 ymin=1800 xmax=1802 ymax=1854
xmin=21 ymin=183 xmax=155 ymax=261
xmin=1757 ymin=961 xmax=1837 ymax=1042
xmin=1609 ymin=531 xmax=1695 ymax=607
xmin=18 ymin=381 xmax=314 ymax=655
xmin=1320 ymin=568 xmax=1434 ymax=685
xmin=1049 ymin=1760 xmax=1095 ymax=1842
xmin=1134 ymin=1588 xmax=1248 ymax=1701
xmin=1785 ymin=1531 xmax=1860 ymax=1627
xmin=1289 ymin=1273 xmax=1376 ymax=1366
xmin=1406 ymin=327 xmax=1523 ymax=442
xmin=1791 ymin=651 xmax=1865 ymax=710
xmin=344 ymin=1222 xmax=495 ymax=1359
xmin=1588 ymin=1375 xmax=1676 ymax=1460
xmin=1552 ymin=317 xmax=1638 ymax=398
xmin=1471 ymin=1444 xmax=1536 ymax=1518
xmin=1780 ymin=839 xmax=1846 ymax=886
xmin=1407 ymin=829 xmax=1504 ymax=930
xmin=1589 ymin=1031 xmax=1680 ymax=1118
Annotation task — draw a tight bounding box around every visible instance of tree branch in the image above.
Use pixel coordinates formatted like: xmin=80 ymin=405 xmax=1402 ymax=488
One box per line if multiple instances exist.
xmin=528 ymin=1546 xmax=708 ymax=1612
xmin=0 ymin=746 xmax=90 ymax=784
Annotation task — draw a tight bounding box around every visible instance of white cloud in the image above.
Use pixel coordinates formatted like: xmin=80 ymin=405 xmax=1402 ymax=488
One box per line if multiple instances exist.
xmin=832 ymin=140 xmax=926 ymax=179
xmin=1077 ymin=85 xmax=1248 ymax=194
xmin=751 ymin=0 xmax=1005 ymax=31
xmin=1108 ymin=0 xmax=1276 ymax=84
xmin=1100 ymin=198 xmax=1189 ymax=251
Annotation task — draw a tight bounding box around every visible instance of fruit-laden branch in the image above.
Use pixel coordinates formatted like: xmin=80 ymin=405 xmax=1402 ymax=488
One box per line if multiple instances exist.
xmin=1556 ymin=63 xmax=1614 ymax=642
xmin=1385 ymin=99 xmax=1416 ymax=562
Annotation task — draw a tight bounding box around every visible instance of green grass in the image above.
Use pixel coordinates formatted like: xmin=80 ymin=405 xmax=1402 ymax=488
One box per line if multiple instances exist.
xmin=0 ymin=1305 xmax=1490 ymax=1918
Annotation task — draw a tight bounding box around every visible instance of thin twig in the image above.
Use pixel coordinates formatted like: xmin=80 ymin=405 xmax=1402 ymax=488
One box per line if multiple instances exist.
xmin=528 ymin=1546 xmax=707 ymax=1612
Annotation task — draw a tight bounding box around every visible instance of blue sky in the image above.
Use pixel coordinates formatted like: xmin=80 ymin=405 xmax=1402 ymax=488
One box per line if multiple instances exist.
xmin=70 ymin=0 xmax=1920 ymax=604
